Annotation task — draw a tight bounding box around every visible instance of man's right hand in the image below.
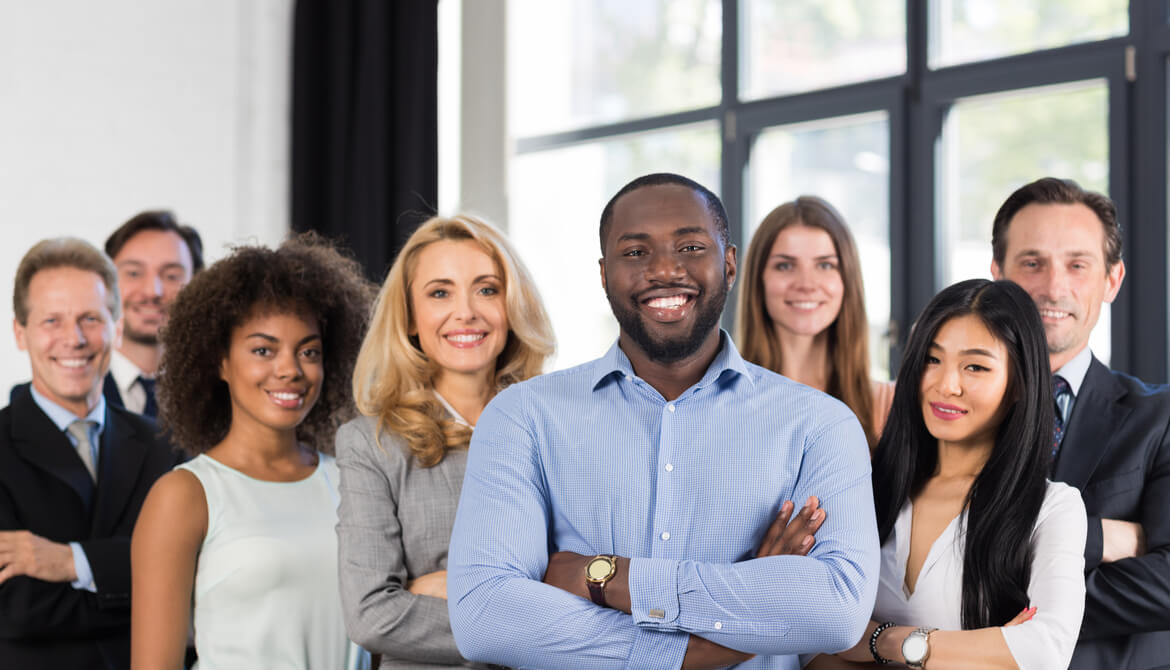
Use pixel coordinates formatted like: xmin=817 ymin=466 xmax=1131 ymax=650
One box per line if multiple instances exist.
xmin=1101 ymin=518 xmax=1146 ymax=563
xmin=755 ymin=496 xmax=825 ymax=558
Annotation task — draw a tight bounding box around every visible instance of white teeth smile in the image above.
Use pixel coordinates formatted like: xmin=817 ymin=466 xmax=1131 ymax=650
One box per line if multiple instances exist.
xmin=936 ymin=407 xmax=964 ymax=414
xmin=447 ymin=333 xmax=486 ymax=343
xmin=646 ymin=295 xmax=688 ymax=309
xmin=1039 ymin=309 xmax=1070 ymax=319
xmin=58 ymin=358 xmax=89 ymax=368
xmin=790 ymin=301 xmax=820 ymax=310
xmin=269 ymin=392 xmax=302 ymax=401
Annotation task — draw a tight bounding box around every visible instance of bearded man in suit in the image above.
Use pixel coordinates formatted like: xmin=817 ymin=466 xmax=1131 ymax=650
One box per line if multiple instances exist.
xmin=0 ymin=237 xmax=177 ymax=669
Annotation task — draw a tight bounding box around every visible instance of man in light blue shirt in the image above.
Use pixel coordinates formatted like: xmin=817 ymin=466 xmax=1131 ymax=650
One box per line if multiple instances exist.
xmin=449 ymin=173 xmax=879 ymax=669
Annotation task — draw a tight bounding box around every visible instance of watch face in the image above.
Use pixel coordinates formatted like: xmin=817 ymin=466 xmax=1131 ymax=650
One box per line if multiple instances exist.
xmin=902 ymin=635 xmax=928 ymax=662
xmin=586 ymin=558 xmax=614 ymax=581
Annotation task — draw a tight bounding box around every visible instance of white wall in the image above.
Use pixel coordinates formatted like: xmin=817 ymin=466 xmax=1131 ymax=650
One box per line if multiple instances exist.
xmin=0 ymin=0 xmax=293 ymax=391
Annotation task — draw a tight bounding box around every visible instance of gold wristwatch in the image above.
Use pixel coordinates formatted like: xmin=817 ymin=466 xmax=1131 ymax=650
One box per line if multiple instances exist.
xmin=584 ymin=555 xmax=617 ymax=607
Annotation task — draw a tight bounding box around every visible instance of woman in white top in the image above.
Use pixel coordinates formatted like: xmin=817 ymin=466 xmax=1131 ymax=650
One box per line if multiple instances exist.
xmin=335 ymin=215 xmax=554 ymax=668
xmin=130 ymin=235 xmax=375 ymax=669
xmin=809 ymin=279 xmax=1087 ymax=670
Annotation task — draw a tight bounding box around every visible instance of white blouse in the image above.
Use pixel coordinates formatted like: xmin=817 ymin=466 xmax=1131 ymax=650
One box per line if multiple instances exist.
xmin=873 ymin=481 xmax=1087 ymax=670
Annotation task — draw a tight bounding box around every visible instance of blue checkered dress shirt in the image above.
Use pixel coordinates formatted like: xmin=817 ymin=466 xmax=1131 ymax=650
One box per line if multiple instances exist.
xmin=449 ymin=333 xmax=879 ymax=669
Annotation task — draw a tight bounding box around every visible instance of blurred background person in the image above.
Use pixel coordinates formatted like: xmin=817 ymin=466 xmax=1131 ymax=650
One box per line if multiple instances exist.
xmin=103 ymin=210 xmax=203 ymax=417
xmin=335 ymin=214 xmax=553 ymax=669
xmin=809 ymin=279 xmax=1086 ymax=669
xmin=736 ymin=196 xmax=893 ymax=449
xmin=130 ymin=234 xmax=374 ymax=669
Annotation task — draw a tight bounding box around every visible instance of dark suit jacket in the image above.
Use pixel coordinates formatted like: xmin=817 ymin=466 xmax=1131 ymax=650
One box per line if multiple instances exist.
xmin=0 ymin=388 xmax=178 ymax=669
xmin=1053 ymin=356 xmax=1170 ymax=669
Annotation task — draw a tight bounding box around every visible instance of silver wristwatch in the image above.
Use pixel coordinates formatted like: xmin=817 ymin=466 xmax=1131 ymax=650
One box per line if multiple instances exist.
xmin=901 ymin=626 xmax=937 ymax=669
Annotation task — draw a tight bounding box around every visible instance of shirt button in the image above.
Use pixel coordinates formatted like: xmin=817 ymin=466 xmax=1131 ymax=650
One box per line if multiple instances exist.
xmin=626 ymin=375 xmax=633 ymax=382
xmin=660 ymin=531 xmax=670 ymax=541
xmin=667 ymin=404 xmax=675 ymax=412
xmin=714 ymin=621 xmax=723 ymax=630
xmin=665 ymin=463 xmax=673 ymax=472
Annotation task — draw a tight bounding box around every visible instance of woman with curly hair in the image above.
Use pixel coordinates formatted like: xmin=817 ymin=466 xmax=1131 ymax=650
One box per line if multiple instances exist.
xmin=130 ymin=233 xmax=375 ymax=669
xmin=736 ymin=196 xmax=893 ymax=449
xmin=335 ymin=214 xmax=553 ymax=668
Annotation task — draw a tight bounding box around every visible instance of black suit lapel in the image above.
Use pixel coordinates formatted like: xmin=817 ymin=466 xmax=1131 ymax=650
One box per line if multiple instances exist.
xmin=91 ymin=407 xmax=150 ymax=535
xmin=10 ymin=390 xmax=95 ymax=509
xmin=1054 ymin=357 xmax=1130 ymax=488
xmin=102 ymin=372 xmax=124 ymax=409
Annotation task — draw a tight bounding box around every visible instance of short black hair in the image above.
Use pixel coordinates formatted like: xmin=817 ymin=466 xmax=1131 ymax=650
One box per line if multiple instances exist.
xmin=105 ymin=210 xmax=205 ymax=272
xmin=598 ymin=173 xmax=730 ymax=255
xmin=991 ymin=177 xmax=1121 ymax=270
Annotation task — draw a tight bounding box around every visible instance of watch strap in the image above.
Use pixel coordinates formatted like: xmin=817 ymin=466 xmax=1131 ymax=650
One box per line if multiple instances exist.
xmin=903 ymin=626 xmax=937 ymax=669
xmin=587 ymin=580 xmax=608 ymax=607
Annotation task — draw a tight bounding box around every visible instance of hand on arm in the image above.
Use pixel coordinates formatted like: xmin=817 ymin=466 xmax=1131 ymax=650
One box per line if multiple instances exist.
xmin=130 ymin=470 xmax=206 ymax=670
xmin=1100 ymin=518 xmax=1145 ymax=563
xmin=406 ymin=570 xmax=447 ymax=599
xmin=0 ymin=530 xmax=78 ymax=584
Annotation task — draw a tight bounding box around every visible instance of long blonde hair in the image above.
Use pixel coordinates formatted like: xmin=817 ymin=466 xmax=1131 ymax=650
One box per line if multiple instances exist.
xmin=735 ymin=196 xmax=878 ymax=446
xmin=352 ymin=214 xmax=555 ymax=466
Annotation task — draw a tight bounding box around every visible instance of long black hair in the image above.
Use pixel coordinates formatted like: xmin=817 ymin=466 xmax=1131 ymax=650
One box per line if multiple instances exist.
xmin=872 ymin=279 xmax=1052 ymax=629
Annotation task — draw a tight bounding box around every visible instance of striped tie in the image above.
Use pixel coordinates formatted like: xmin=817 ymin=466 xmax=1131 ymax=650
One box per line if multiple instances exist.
xmin=1051 ymin=375 xmax=1072 ymax=465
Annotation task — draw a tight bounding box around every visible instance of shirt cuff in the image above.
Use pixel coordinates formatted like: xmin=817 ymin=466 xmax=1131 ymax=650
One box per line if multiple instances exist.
xmin=624 ymin=626 xmax=689 ymax=670
xmin=69 ymin=542 xmax=97 ymax=592
xmin=629 ymin=557 xmax=680 ymax=629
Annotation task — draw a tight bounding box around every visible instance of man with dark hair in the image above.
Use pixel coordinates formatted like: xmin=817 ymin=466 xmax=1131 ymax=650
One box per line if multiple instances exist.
xmin=103 ymin=210 xmax=203 ymax=417
xmin=991 ymin=177 xmax=1170 ymax=669
xmin=0 ymin=238 xmax=176 ymax=668
xmin=449 ymin=174 xmax=878 ymax=669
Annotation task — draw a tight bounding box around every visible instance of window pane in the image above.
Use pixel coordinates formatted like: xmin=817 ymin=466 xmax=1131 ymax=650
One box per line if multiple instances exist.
xmin=937 ymin=80 xmax=1110 ymax=361
xmin=930 ymin=0 xmax=1128 ymax=68
xmin=509 ymin=123 xmax=721 ymax=370
xmin=747 ymin=112 xmax=891 ymax=379
xmin=508 ymin=0 xmax=721 ymax=137
xmin=741 ymin=0 xmax=905 ymax=101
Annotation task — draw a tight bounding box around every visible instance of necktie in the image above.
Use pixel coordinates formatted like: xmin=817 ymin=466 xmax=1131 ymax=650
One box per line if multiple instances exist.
xmin=137 ymin=375 xmax=158 ymax=418
xmin=1051 ymin=375 xmax=1072 ymax=464
xmin=66 ymin=419 xmax=98 ymax=481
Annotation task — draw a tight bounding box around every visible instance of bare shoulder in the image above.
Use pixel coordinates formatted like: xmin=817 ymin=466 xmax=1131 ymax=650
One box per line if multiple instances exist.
xmin=136 ymin=468 xmax=208 ymax=543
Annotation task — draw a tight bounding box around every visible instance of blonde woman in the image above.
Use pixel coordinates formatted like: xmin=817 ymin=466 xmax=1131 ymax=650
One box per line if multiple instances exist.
xmin=736 ymin=196 xmax=894 ymax=448
xmin=336 ymin=215 xmax=554 ymax=669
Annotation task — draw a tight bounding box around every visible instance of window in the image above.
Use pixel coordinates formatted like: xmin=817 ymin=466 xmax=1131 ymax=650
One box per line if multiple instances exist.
xmin=486 ymin=0 xmax=1170 ymax=380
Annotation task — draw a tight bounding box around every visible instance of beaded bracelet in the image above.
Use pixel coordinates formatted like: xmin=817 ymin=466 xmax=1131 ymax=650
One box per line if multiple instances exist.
xmin=869 ymin=621 xmax=896 ymax=665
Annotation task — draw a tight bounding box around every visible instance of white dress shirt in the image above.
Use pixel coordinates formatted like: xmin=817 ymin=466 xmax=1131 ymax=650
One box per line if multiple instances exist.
xmin=107 ymin=348 xmax=150 ymax=415
xmin=873 ymin=481 xmax=1087 ymax=669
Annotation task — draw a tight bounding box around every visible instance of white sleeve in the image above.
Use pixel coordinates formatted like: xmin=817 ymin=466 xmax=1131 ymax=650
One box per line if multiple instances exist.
xmin=1000 ymin=482 xmax=1087 ymax=670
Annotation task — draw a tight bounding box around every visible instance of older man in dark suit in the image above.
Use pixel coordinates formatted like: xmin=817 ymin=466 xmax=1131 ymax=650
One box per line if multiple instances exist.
xmin=0 ymin=238 xmax=176 ymax=669
xmin=992 ymin=177 xmax=1170 ymax=669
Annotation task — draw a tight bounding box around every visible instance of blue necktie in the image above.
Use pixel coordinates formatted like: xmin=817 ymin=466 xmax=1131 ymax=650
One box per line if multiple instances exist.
xmin=1051 ymin=375 xmax=1072 ymax=465
xmin=137 ymin=376 xmax=158 ymax=418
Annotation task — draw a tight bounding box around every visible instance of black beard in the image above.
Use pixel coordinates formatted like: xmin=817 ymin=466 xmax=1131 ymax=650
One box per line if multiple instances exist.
xmin=123 ymin=325 xmax=160 ymax=346
xmin=606 ymin=278 xmax=728 ymax=364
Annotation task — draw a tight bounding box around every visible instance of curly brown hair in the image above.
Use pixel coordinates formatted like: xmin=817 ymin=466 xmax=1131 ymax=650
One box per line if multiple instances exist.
xmin=157 ymin=232 xmax=375 ymax=455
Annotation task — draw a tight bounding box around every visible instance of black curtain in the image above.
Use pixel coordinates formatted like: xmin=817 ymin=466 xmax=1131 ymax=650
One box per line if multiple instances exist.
xmin=291 ymin=0 xmax=439 ymax=281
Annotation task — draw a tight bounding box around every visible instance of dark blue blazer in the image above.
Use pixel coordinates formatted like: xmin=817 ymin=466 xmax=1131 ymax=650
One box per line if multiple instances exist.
xmin=1053 ymin=356 xmax=1170 ymax=669
xmin=0 ymin=386 xmax=178 ymax=669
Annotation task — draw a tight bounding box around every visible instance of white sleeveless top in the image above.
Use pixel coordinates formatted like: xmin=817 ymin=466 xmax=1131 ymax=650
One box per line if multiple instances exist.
xmin=177 ymin=454 xmax=349 ymax=670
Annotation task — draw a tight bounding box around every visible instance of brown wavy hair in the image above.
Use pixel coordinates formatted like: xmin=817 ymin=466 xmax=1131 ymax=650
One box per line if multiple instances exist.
xmin=157 ymin=232 xmax=375 ymax=455
xmin=735 ymin=196 xmax=879 ymax=446
xmin=352 ymin=214 xmax=555 ymax=467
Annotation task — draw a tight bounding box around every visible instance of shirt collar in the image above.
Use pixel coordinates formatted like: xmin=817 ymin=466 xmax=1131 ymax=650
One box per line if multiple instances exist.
xmin=29 ymin=384 xmax=106 ymax=433
xmin=590 ymin=330 xmax=754 ymax=392
xmin=1054 ymin=345 xmax=1093 ymax=398
xmin=108 ymin=348 xmax=147 ymax=394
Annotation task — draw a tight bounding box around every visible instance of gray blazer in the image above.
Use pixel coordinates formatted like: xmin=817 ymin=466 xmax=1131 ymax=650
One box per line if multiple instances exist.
xmin=336 ymin=415 xmax=491 ymax=669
